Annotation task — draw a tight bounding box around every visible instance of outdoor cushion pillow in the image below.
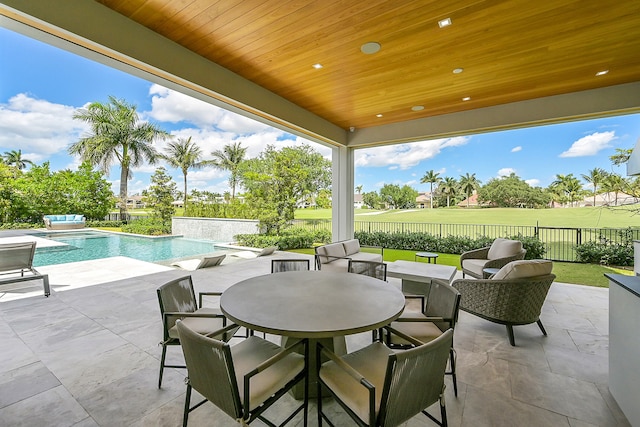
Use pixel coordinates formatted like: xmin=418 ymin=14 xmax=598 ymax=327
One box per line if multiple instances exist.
xmin=342 ymin=239 xmax=360 ymax=256
xmin=323 ymin=243 xmax=347 ymax=263
xmin=492 ymin=259 xmax=553 ymax=280
xmin=487 ymin=238 xmax=523 ymax=260
xmin=75 ymin=215 xmax=84 ymax=221
xmin=66 ymin=214 xmax=76 ymax=221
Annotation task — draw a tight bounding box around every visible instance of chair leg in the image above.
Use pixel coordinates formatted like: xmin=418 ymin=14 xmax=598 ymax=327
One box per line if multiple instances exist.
xmin=537 ymin=319 xmax=548 ymax=336
xmin=440 ymin=396 xmax=448 ymax=427
xmin=449 ymin=348 xmax=458 ymax=397
xmin=158 ymin=343 xmax=167 ymax=388
xmin=506 ymin=325 xmax=516 ymax=346
xmin=183 ymin=383 xmax=192 ymax=427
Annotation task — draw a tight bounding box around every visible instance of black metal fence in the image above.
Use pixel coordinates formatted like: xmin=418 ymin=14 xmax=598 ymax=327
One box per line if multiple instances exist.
xmin=291 ymin=219 xmax=640 ymax=262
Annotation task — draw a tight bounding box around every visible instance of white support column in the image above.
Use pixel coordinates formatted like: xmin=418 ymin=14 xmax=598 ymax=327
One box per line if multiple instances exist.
xmin=331 ymin=145 xmax=354 ymax=242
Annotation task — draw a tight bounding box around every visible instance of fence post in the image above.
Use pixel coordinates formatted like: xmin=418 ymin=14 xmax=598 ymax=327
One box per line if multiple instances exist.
xmin=577 ymin=228 xmax=582 ymax=246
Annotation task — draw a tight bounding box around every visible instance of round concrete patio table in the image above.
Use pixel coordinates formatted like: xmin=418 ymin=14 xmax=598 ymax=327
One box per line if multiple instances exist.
xmin=220 ymin=270 xmax=406 ymax=338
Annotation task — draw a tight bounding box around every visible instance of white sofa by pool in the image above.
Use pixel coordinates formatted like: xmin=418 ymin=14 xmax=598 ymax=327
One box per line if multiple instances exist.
xmin=314 ymin=239 xmax=383 ymax=272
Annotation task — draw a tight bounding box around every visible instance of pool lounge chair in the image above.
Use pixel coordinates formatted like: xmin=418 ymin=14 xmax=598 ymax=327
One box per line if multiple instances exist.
xmin=0 ymin=242 xmax=50 ymax=297
xmin=171 ymin=254 xmax=226 ymax=271
xmin=229 ymin=246 xmax=276 ymax=259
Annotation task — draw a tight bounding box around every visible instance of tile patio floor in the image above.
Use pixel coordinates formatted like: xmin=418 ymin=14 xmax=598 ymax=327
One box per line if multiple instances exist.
xmin=0 ymin=247 xmax=631 ymax=426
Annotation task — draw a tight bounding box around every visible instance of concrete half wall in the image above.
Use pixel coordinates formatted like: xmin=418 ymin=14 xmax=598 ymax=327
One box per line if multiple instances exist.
xmin=172 ymin=217 xmax=259 ymax=242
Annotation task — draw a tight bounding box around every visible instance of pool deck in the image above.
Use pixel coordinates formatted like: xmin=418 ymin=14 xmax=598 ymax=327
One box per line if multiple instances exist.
xmin=0 ymin=230 xmax=630 ymax=426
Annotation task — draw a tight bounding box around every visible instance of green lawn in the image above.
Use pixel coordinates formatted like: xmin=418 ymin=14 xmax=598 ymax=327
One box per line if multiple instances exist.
xmin=296 ymin=206 xmax=640 ymax=228
xmin=288 ymin=247 xmax=633 ymax=287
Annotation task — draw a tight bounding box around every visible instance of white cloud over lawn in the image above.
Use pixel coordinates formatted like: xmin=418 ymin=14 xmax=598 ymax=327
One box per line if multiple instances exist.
xmin=355 ymin=136 xmax=470 ymax=170
xmin=559 ymin=131 xmax=616 ymax=157
xmin=498 ymin=167 xmax=516 ymax=177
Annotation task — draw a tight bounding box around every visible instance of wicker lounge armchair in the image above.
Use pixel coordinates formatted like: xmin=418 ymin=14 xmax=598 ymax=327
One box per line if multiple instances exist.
xmin=460 ymin=238 xmax=526 ymax=279
xmin=348 ymin=259 xmax=387 ymax=281
xmin=452 ymin=259 xmax=555 ymax=346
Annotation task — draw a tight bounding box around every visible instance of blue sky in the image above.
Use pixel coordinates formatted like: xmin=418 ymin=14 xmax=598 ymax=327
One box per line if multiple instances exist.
xmin=2 ymin=27 xmax=639 ymax=197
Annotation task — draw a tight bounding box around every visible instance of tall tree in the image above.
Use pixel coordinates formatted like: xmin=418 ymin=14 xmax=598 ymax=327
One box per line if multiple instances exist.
xmin=581 ymin=167 xmax=607 ymax=207
xmin=459 ymin=173 xmax=481 ymax=207
xmin=601 ymin=173 xmax=626 ymax=206
xmin=610 ymin=147 xmax=633 ymax=166
xmin=209 ymin=141 xmax=247 ymax=200
xmin=240 ymin=144 xmax=331 ymax=233
xmin=355 ymin=184 xmax=363 ymax=194
xmin=69 ymin=96 xmax=168 ymax=217
xmin=147 ymin=167 xmax=177 ymax=231
xmin=439 ymin=176 xmax=458 ymax=207
xmin=3 ymin=149 xmax=34 ymax=175
xmin=161 ymin=137 xmax=206 ymax=208
xmin=420 ymin=170 xmax=441 ymax=209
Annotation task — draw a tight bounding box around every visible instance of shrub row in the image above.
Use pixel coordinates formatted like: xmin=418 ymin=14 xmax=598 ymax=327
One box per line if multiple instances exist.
xmin=235 ymin=227 xmax=331 ymax=250
xmin=575 ymin=241 xmax=633 ymax=266
xmin=85 ymin=220 xmax=125 ymax=228
xmin=355 ymin=231 xmax=547 ymax=259
xmin=121 ymin=218 xmax=170 ymax=236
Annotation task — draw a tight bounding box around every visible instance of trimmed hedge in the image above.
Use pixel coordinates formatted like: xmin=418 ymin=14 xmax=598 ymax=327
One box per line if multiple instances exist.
xmin=235 ymin=227 xmax=331 ymax=250
xmin=575 ymin=241 xmax=633 ymax=266
xmin=355 ymin=231 xmax=546 ymax=259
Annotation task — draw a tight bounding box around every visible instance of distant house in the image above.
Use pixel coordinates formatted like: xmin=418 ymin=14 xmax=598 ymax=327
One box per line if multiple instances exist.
xmin=581 ymin=192 xmax=639 ymax=207
xmin=354 ymin=193 xmax=364 ymax=209
xmin=115 ymin=195 xmax=146 ymax=209
xmin=415 ymin=192 xmax=431 ymax=208
xmin=457 ymin=193 xmax=491 ymax=207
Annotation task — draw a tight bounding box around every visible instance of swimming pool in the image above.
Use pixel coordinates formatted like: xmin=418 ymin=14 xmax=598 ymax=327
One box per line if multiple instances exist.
xmin=32 ymin=231 xmax=223 ymax=267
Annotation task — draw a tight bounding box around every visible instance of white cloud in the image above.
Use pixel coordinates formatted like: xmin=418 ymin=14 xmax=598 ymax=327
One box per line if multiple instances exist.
xmin=147 ymin=84 xmax=274 ymax=134
xmin=498 ymin=167 xmax=516 ymax=177
xmin=0 ymin=93 xmax=87 ymax=155
xmin=525 ymin=178 xmax=540 ymax=187
xmin=559 ymin=131 xmax=616 ymax=158
xmin=355 ymin=136 xmax=470 ymax=170
xmin=511 ymin=146 xmax=522 ymax=152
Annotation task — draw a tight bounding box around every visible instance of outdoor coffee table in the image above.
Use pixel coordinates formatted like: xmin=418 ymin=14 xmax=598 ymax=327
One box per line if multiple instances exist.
xmin=221 ymin=270 xmax=405 ymax=398
xmin=415 ymin=251 xmax=438 ymax=263
xmin=387 ymin=260 xmax=457 ymax=295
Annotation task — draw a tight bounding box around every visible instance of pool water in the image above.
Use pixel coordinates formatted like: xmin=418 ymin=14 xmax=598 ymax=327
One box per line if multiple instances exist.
xmin=32 ymin=231 xmax=222 ymax=267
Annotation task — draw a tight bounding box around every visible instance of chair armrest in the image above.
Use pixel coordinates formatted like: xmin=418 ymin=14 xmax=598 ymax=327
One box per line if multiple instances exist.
xmin=460 ymin=246 xmax=490 ymax=262
xmin=317 ymin=342 xmax=374 ymax=388
xmin=361 ymin=245 xmax=384 ymax=256
xmin=384 ymin=325 xmax=427 ymax=347
xmin=198 ymin=291 xmax=223 ymax=308
xmin=203 ymin=322 xmax=240 ymax=339
xmin=483 ymin=249 xmax=527 ymax=270
xmin=314 ymin=254 xmax=351 ymax=270
xmin=246 ymin=338 xmax=307 ymax=376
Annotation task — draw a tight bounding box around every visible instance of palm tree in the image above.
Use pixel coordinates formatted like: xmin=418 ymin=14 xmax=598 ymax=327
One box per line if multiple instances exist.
xmin=581 ymin=167 xmax=607 ymax=207
xmin=355 ymin=184 xmax=363 ymax=194
xmin=459 ymin=173 xmax=481 ymax=207
xmin=209 ymin=142 xmax=247 ymax=200
xmin=602 ymin=173 xmax=626 ymax=206
xmin=69 ymin=96 xmax=169 ymax=217
xmin=420 ymin=170 xmax=441 ymax=209
xmin=3 ymin=149 xmax=34 ymax=171
xmin=439 ymin=176 xmax=458 ymax=207
xmin=161 ymin=137 xmax=206 ymax=208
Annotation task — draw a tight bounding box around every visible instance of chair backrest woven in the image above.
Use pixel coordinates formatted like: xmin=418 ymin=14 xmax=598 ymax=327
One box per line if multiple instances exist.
xmin=0 ymin=242 xmax=36 ymax=272
xmin=177 ymin=320 xmax=243 ymax=420
xmin=424 ymin=282 xmax=461 ymax=332
xmin=379 ymin=329 xmax=453 ymax=426
xmin=157 ymin=276 xmax=197 ymax=331
xmin=271 ymin=259 xmax=310 ymax=273
xmin=348 ymin=260 xmax=387 ymax=281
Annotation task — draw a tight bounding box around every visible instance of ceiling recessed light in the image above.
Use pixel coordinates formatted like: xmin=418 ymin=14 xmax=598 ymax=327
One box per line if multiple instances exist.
xmin=312 ymin=63 xmax=323 ymax=69
xmin=376 ymin=114 xmax=383 ymax=118
xmin=462 ymin=97 xmax=471 ymax=101
xmin=361 ymin=42 xmax=381 ymax=54
xmin=438 ymin=18 xmax=452 ymax=28
xmin=453 ymin=68 xmax=464 ymax=74
xmin=596 ymin=70 xmax=609 ymax=76
xmin=411 ymin=105 xmax=425 ymax=111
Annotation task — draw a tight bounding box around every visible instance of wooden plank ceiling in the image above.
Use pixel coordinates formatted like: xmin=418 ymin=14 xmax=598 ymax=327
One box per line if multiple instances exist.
xmin=96 ymin=0 xmax=640 ymax=131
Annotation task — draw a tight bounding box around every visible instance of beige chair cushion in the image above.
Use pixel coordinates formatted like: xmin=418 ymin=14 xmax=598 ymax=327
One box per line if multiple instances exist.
xmin=322 ymin=242 xmax=347 ymax=263
xmin=319 ymin=342 xmax=394 ymax=423
xmin=168 ymin=308 xmax=225 ymax=338
xmin=492 ymin=259 xmax=553 ymax=280
xmin=487 ymin=238 xmax=523 ymax=260
xmin=390 ymin=315 xmax=443 ymax=346
xmin=461 ymin=258 xmax=491 ymax=277
xmin=232 ymin=336 xmax=305 ymax=410
xmin=343 ymin=239 xmax=361 ymax=256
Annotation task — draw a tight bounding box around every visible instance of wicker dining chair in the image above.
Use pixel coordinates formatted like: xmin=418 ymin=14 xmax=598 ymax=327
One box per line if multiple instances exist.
xmin=318 ymin=327 xmax=453 ymax=427
xmin=177 ymin=320 xmax=308 ymax=427
xmin=348 ymin=259 xmax=387 ymax=281
xmin=382 ymin=282 xmax=461 ymax=396
xmin=271 ymin=258 xmax=311 ymax=273
xmin=156 ymin=275 xmax=238 ymax=388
